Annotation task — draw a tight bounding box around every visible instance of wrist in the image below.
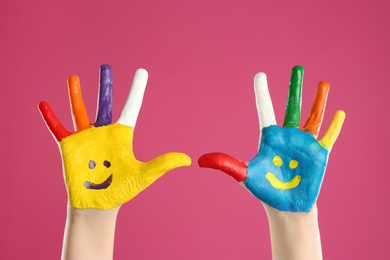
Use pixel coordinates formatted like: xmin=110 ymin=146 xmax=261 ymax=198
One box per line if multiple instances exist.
xmin=263 ymin=203 xmax=322 ymax=260
xmin=263 ymin=203 xmax=319 ymax=228
xmin=67 ymin=203 xmax=121 ymax=221
xmin=62 ymin=203 xmax=121 ymax=260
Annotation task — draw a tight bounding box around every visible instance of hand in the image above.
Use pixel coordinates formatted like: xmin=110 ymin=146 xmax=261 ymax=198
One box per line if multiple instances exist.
xmin=39 ymin=64 xmax=191 ymax=209
xmin=198 ymin=66 xmax=345 ymax=212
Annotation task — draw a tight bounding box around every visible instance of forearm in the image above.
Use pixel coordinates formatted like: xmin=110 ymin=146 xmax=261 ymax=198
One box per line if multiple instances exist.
xmin=61 ymin=203 xmax=120 ymax=260
xmin=264 ymin=203 xmax=322 ymax=260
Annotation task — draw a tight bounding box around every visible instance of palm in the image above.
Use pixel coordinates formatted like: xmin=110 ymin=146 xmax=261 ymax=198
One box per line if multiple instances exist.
xmin=40 ymin=65 xmax=190 ymax=209
xmin=246 ymin=126 xmax=328 ymax=212
xmin=199 ymin=66 xmax=344 ymax=212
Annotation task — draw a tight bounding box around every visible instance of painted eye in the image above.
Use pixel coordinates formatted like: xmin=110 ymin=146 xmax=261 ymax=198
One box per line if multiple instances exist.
xmin=289 ymin=160 xmax=298 ymax=169
xmin=104 ymin=160 xmax=111 ymax=168
xmin=89 ymin=160 xmax=96 ymax=169
xmin=272 ymin=156 xmax=283 ymax=167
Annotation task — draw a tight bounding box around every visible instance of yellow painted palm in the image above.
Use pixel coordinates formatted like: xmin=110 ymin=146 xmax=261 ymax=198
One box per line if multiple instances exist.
xmin=39 ymin=65 xmax=191 ymax=209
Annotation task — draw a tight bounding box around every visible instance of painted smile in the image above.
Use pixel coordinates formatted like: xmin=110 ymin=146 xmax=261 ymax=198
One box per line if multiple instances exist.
xmin=266 ymin=172 xmax=301 ymax=190
xmin=84 ymin=174 xmax=113 ymax=190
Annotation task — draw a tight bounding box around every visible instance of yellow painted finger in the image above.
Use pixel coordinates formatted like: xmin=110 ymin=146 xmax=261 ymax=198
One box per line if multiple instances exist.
xmin=142 ymin=152 xmax=191 ymax=184
xmin=68 ymin=75 xmax=91 ymax=131
xmin=319 ymin=110 xmax=346 ymax=150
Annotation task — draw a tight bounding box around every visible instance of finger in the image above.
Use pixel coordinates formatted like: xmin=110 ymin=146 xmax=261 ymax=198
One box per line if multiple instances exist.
xmin=319 ymin=110 xmax=346 ymax=150
xmin=302 ymin=81 xmax=330 ymax=138
xmin=68 ymin=75 xmax=91 ymax=131
xmin=198 ymin=153 xmax=247 ymax=182
xmin=142 ymin=152 xmax=191 ymax=184
xmin=38 ymin=101 xmax=72 ymax=141
xmin=283 ymin=65 xmax=304 ymax=127
xmin=95 ymin=64 xmax=113 ymax=127
xmin=254 ymin=72 xmax=277 ymax=131
xmin=117 ymin=69 xmax=148 ymax=128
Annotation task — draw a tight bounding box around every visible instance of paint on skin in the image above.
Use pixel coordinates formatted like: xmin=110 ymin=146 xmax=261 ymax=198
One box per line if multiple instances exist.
xmin=60 ymin=123 xmax=191 ymax=209
xmin=198 ymin=153 xmax=247 ymax=182
xmin=89 ymin=160 xmax=96 ymax=169
xmin=104 ymin=160 xmax=111 ymax=168
xmin=289 ymin=160 xmax=298 ymax=169
xmin=38 ymin=101 xmax=72 ymax=141
xmin=84 ymin=174 xmax=113 ymax=190
xmin=86 ymin=160 xmax=112 ymax=188
xmin=266 ymin=156 xmax=301 ymax=189
xmin=302 ymin=81 xmax=330 ymax=138
xmin=197 ymin=66 xmax=345 ymax=213
xmin=283 ymin=66 xmax=304 ymax=127
xmin=319 ymin=110 xmax=346 ymax=150
xmin=68 ymin=75 xmax=91 ymax=131
xmin=39 ymin=65 xmax=192 ymax=209
xmin=266 ymin=173 xmax=301 ymax=189
xmin=272 ymin=156 xmax=283 ymax=167
xmin=95 ymin=64 xmax=113 ymax=127
xmin=245 ymin=125 xmax=329 ymax=212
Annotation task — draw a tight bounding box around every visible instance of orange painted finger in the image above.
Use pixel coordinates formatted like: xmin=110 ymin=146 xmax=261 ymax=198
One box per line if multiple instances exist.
xmin=38 ymin=101 xmax=71 ymax=141
xmin=68 ymin=75 xmax=91 ymax=131
xmin=302 ymin=81 xmax=330 ymax=138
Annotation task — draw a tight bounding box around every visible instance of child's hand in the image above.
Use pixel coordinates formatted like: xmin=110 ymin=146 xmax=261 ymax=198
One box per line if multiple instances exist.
xmin=39 ymin=65 xmax=191 ymax=209
xmin=198 ymin=66 xmax=344 ymax=212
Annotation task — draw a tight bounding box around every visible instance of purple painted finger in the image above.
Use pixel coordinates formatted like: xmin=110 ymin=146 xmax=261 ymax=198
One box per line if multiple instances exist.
xmin=95 ymin=64 xmax=113 ymax=127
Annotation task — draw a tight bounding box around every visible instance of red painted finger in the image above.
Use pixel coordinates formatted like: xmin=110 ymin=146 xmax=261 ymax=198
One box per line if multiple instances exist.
xmin=38 ymin=101 xmax=72 ymax=141
xmin=198 ymin=153 xmax=247 ymax=182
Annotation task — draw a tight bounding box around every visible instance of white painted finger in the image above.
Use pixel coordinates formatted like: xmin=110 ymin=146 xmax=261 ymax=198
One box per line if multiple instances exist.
xmin=254 ymin=72 xmax=277 ymax=131
xmin=117 ymin=68 xmax=148 ymax=128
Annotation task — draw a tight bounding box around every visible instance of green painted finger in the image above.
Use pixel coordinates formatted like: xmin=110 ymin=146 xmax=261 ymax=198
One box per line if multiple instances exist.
xmin=283 ymin=65 xmax=304 ymax=127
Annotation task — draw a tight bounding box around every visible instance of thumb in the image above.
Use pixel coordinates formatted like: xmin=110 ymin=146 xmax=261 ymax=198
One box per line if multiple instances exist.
xmin=198 ymin=153 xmax=247 ymax=182
xmin=142 ymin=152 xmax=191 ymax=184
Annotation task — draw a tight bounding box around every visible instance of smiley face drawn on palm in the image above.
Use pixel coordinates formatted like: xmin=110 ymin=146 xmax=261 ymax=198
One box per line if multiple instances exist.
xmin=39 ymin=65 xmax=191 ymax=209
xmin=245 ymin=125 xmax=329 ymax=212
xmin=199 ymin=66 xmax=345 ymax=212
xmin=85 ymin=159 xmax=112 ymax=190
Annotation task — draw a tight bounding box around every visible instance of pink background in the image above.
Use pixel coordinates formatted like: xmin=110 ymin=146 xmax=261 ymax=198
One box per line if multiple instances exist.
xmin=1 ymin=0 xmax=389 ymax=259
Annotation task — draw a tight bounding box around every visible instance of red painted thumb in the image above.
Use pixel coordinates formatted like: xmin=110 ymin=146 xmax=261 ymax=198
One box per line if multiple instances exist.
xmin=198 ymin=153 xmax=247 ymax=182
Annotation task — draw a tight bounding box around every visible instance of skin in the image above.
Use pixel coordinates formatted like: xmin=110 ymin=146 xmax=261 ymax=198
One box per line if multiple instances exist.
xmin=39 ymin=65 xmax=190 ymax=259
xmin=199 ymin=66 xmax=345 ymax=259
xmin=264 ymin=203 xmax=322 ymax=260
xmin=283 ymin=65 xmax=304 ymax=127
xmin=40 ymin=65 xmax=344 ymax=260
xmin=61 ymin=205 xmax=120 ymax=260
